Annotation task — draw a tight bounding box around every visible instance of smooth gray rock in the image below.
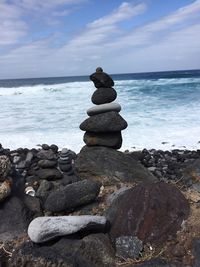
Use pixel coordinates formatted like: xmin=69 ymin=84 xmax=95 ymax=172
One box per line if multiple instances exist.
xmin=87 ymin=102 xmax=121 ymax=116
xmin=44 ymin=179 xmax=101 ymax=212
xmin=92 ymin=87 xmax=117 ymax=105
xmin=80 ymin=111 xmax=128 ymax=132
xmin=83 ymin=131 xmax=122 ymax=149
xmin=28 ymin=215 xmax=107 ymax=243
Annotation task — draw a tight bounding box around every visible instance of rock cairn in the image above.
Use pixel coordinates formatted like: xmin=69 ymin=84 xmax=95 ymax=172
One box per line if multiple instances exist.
xmin=58 ymin=148 xmax=75 ymax=175
xmin=80 ymin=67 xmax=128 ymax=149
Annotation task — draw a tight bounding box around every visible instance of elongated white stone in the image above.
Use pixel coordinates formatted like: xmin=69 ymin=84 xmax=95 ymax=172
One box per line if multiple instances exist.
xmin=28 ymin=215 xmax=107 ymax=243
xmin=87 ymin=102 xmax=121 ymax=116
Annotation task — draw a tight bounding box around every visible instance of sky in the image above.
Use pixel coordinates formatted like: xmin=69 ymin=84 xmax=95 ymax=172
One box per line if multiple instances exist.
xmin=0 ymin=0 xmax=200 ymax=79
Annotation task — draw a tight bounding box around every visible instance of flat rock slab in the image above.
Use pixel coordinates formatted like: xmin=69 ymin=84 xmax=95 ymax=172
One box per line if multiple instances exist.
xmin=74 ymin=146 xmax=157 ymax=185
xmin=80 ymin=111 xmax=128 ymax=132
xmin=87 ymin=102 xmax=121 ymax=116
xmin=44 ymin=179 xmax=101 ymax=212
xmin=28 ymin=215 xmax=107 ymax=243
xmin=84 ymin=131 xmax=122 ymax=149
xmin=107 ymin=182 xmax=190 ymax=246
xmin=92 ymin=87 xmax=117 ymax=105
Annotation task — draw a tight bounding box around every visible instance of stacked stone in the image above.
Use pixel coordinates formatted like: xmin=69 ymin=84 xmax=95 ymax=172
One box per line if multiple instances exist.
xmin=58 ymin=148 xmax=75 ymax=175
xmin=80 ymin=67 xmax=128 ymax=149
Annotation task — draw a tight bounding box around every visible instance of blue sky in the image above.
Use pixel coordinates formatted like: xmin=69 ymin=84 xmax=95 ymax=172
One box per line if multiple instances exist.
xmin=0 ymin=0 xmax=200 ymax=79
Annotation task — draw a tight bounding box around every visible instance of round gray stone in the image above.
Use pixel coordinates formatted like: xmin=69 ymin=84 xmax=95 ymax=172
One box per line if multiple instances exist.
xmin=87 ymin=102 xmax=121 ymax=116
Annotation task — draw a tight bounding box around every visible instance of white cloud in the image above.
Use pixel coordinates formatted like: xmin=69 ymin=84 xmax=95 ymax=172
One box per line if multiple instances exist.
xmin=0 ymin=2 xmax=27 ymax=45
xmin=13 ymin=0 xmax=86 ymax=10
xmin=89 ymin=2 xmax=146 ymax=28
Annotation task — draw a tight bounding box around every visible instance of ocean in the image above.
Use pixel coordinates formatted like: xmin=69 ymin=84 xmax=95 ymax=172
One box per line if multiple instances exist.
xmin=0 ymin=69 xmax=200 ymax=153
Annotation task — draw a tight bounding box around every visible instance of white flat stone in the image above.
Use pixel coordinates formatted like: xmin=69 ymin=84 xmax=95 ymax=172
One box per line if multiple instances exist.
xmin=28 ymin=215 xmax=107 ymax=243
xmin=87 ymin=102 xmax=121 ymax=116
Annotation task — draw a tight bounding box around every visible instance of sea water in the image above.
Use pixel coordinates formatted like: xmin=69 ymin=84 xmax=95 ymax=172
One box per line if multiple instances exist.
xmin=0 ymin=70 xmax=200 ymax=152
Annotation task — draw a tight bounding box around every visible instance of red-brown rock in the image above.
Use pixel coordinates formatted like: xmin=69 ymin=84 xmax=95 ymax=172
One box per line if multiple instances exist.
xmin=107 ymin=182 xmax=190 ymax=246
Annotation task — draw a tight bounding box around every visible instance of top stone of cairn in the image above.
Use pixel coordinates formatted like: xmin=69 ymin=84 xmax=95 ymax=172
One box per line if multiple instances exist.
xmin=90 ymin=67 xmax=114 ymax=88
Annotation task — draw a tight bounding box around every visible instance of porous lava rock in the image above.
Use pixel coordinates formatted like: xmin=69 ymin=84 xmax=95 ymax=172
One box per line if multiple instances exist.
xmin=83 ymin=131 xmax=122 ymax=149
xmin=106 ymin=182 xmax=190 ymax=246
xmin=92 ymin=87 xmax=117 ymax=105
xmin=44 ymin=179 xmax=101 ymax=212
xmin=80 ymin=111 xmax=128 ymax=132
xmin=74 ymin=146 xmax=157 ymax=185
xmin=0 ymin=196 xmax=34 ymax=241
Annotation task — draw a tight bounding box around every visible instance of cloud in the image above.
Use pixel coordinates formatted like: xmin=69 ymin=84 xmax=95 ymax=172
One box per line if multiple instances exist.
xmin=68 ymin=2 xmax=147 ymax=47
xmin=88 ymin=2 xmax=146 ymax=28
xmin=0 ymin=2 xmax=27 ymax=45
xmin=13 ymin=0 xmax=86 ymax=10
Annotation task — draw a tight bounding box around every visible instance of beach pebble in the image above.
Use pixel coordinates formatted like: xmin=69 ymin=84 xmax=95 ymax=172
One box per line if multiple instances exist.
xmin=87 ymin=102 xmax=121 ymax=116
xmin=28 ymin=215 xmax=107 ymax=243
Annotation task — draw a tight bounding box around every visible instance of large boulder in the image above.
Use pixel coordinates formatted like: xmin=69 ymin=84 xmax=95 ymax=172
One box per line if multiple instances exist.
xmin=80 ymin=111 xmax=128 ymax=132
xmin=83 ymin=132 xmax=122 ymax=149
xmin=28 ymin=215 xmax=107 ymax=243
xmin=44 ymin=179 xmax=101 ymax=212
xmin=74 ymin=146 xmax=157 ymax=185
xmin=92 ymin=87 xmax=117 ymax=105
xmin=106 ymin=182 xmax=190 ymax=247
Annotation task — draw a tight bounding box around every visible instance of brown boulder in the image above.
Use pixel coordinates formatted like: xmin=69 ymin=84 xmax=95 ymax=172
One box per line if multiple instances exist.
xmin=106 ymin=182 xmax=190 ymax=246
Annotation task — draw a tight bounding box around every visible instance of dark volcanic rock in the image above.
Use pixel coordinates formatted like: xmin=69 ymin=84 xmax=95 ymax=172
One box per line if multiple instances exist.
xmin=90 ymin=71 xmax=114 ymax=88
xmin=125 ymin=258 xmax=183 ymax=267
xmin=38 ymin=159 xmax=57 ymax=168
xmin=44 ymin=179 xmax=101 ymax=212
xmin=107 ymin=182 xmax=190 ymax=246
xmin=10 ymin=237 xmax=82 ymax=267
xmin=92 ymin=87 xmax=117 ymax=105
xmin=182 ymin=158 xmax=200 ymax=184
xmin=74 ymin=146 xmax=157 ymax=185
xmin=80 ymin=111 xmax=128 ymax=132
xmin=83 ymin=131 xmax=122 ymax=149
xmin=192 ymin=238 xmax=200 ymax=267
xmin=115 ymin=236 xmax=143 ymax=259
xmin=0 ymin=196 xmax=34 ymax=241
xmin=35 ymin=168 xmax=63 ymax=180
xmin=75 ymin=234 xmax=116 ymax=267
xmin=37 ymin=149 xmax=56 ymax=160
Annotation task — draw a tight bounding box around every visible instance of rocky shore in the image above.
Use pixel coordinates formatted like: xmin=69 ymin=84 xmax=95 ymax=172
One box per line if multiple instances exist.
xmin=0 ymin=143 xmax=200 ymax=267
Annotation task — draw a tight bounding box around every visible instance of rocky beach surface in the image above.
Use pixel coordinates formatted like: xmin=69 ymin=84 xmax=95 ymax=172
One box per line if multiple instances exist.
xmin=1 ymin=69 xmax=200 ymax=267
xmin=0 ymin=143 xmax=200 ymax=266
